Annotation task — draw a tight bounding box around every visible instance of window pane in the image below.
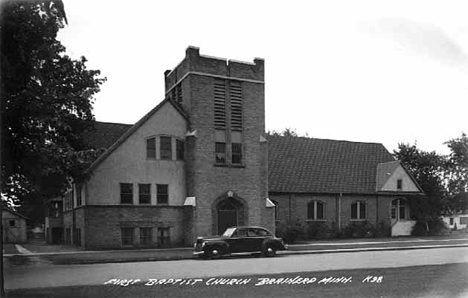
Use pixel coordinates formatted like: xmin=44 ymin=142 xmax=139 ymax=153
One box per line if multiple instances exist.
xmin=316 ymin=202 xmax=324 ymax=219
xmin=157 ymin=184 xmax=168 ymax=204
xmin=215 ymin=142 xmax=226 ymax=163
xmin=139 ymin=184 xmax=151 ymax=204
xmin=140 ymin=228 xmax=152 ymax=246
xmin=120 ymin=183 xmax=133 ymax=204
xmin=351 ymin=202 xmax=357 ymax=219
xmin=307 ymin=202 xmax=315 ymax=219
xmin=157 ymin=227 xmax=170 ymax=247
xmin=359 ymin=202 xmax=366 ymax=219
xmin=147 ymin=138 xmax=156 ymax=158
xmin=121 ymin=228 xmax=134 ymax=246
xmin=160 ymin=136 xmax=172 ymax=160
xmin=176 ymin=139 xmax=184 ymax=160
xmin=232 ymin=143 xmax=242 ymax=164
xmin=391 ymin=207 xmax=396 ymax=219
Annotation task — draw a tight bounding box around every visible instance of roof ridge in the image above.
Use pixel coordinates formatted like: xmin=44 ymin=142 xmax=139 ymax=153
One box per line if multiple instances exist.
xmin=267 ymin=134 xmax=385 ymax=146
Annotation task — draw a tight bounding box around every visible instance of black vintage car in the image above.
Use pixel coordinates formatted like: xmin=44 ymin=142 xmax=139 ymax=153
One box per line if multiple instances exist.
xmin=193 ymin=226 xmax=287 ymax=259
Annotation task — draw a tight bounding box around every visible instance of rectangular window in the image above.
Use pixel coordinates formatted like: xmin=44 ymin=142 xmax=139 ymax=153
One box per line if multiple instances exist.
xmin=121 ymin=228 xmax=134 ymax=246
xmin=351 ymin=203 xmax=357 ymax=219
xmin=450 ymin=218 xmax=454 ymax=225
xmin=215 ymin=142 xmax=226 ymax=164
xmin=231 ymin=143 xmax=243 ymax=165
xmin=230 ymin=81 xmax=243 ymax=131
xmin=9 ymin=220 xmax=15 ymax=227
xmin=391 ymin=207 xmax=396 ymax=219
xmin=147 ymin=137 xmax=156 ymax=159
xmin=160 ymin=136 xmax=172 ymax=160
xmin=139 ymin=184 xmax=151 ymax=204
xmin=460 ymin=217 xmax=468 ymax=225
xmin=65 ymin=228 xmax=71 ymax=244
xmin=359 ymin=201 xmax=366 ymax=219
xmin=157 ymin=227 xmax=170 ymax=247
xmin=157 ymin=184 xmax=169 ymax=204
xmin=120 ymin=183 xmax=133 ymax=204
xmin=76 ymin=185 xmax=82 ymax=206
xmin=176 ymin=139 xmax=184 ymax=160
xmin=214 ymin=79 xmax=226 ymax=129
xmin=397 ymin=179 xmax=403 ymax=190
xmin=316 ymin=202 xmax=324 ymax=220
xmin=140 ymin=228 xmax=152 ymax=246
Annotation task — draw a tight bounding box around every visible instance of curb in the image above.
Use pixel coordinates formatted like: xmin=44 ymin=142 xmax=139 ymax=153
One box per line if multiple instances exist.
xmin=4 ymin=243 xmax=468 ymax=266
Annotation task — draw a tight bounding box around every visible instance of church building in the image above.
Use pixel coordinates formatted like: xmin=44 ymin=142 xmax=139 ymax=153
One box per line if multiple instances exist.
xmin=45 ymin=47 xmax=424 ymax=249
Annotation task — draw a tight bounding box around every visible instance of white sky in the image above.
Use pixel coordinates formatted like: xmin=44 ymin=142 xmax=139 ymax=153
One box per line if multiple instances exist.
xmin=58 ymin=0 xmax=468 ymax=155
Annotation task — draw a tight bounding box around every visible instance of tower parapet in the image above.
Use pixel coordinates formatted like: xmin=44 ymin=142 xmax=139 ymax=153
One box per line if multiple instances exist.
xmin=165 ymin=46 xmax=264 ymax=93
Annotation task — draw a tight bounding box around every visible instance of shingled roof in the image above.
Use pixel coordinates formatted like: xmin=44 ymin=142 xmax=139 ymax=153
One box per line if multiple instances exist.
xmin=82 ymin=121 xmax=132 ymax=150
xmin=82 ymin=123 xmax=397 ymax=194
xmin=267 ymin=135 xmax=396 ymax=194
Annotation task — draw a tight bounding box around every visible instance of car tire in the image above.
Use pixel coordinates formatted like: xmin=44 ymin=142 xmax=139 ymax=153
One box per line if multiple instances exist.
xmin=263 ymin=245 xmax=276 ymax=257
xmin=207 ymin=247 xmax=221 ymax=259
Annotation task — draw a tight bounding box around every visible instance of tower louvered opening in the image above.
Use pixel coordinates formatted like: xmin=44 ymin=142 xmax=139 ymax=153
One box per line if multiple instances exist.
xmin=230 ymin=82 xmax=243 ymax=131
xmin=214 ymin=79 xmax=226 ymax=129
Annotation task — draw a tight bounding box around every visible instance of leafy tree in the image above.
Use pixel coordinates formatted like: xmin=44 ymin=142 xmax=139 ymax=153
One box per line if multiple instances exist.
xmin=0 ymin=1 xmax=106 ymax=213
xmin=393 ymin=143 xmax=446 ymax=220
xmin=444 ymin=133 xmax=468 ymax=214
xmin=267 ymin=128 xmax=309 ymax=137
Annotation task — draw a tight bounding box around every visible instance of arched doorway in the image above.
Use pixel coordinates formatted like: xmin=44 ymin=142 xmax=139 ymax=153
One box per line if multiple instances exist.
xmin=215 ymin=197 xmax=246 ymax=235
xmin=391 ymin=198 xmax=408 ymax=225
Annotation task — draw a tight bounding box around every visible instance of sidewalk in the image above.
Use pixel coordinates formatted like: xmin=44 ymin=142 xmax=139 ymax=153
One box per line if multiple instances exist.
xmin=4 ymin=233 xmax=468 ymax=266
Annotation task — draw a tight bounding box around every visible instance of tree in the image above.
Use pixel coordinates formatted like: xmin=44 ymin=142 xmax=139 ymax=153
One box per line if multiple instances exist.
xmin=393 ymin=143 xmax=446 ymax=221
xmin=267 ymin=128 xmax=309 ymax=137
xmin=444 ymin=133 xmax=468 ymax=214
xmin=0 ymin=1 xmax=106 ymax=208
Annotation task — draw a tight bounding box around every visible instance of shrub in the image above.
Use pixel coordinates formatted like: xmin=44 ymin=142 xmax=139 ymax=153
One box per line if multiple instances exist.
xmin=304 ymin=221 xmax=330 ymax=240
xmin=342 ymin=221 xmax=376 ymax=238
xmin=276 ymin=220 xmax=306 ymax=244
xmin=375 ymin=221 xmax=391 ymax=237
xmin=411 ymin=218 xmax=450 ymax=236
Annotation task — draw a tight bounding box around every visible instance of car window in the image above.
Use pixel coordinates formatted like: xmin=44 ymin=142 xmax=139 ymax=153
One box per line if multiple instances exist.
xmin=234 ymin=228 xmax=248 ymax=237
xmin=248 ymin=228 xmax=271 ymax=237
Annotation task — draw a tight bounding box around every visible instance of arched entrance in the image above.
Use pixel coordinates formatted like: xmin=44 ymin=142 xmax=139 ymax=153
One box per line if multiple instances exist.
xmin=214 ymin=195 xmax=246 ymax=235
xmin=391 ymin=198 xmax=408 ymax=225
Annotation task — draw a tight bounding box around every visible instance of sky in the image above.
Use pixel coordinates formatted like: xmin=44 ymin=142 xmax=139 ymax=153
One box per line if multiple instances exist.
xmin=57 ymin=0 xmax=468 ymax=155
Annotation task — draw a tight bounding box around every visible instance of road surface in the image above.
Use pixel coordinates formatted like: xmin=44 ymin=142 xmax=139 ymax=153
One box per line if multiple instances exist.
xmin=5 ymin=246 xmax=468 ymax=290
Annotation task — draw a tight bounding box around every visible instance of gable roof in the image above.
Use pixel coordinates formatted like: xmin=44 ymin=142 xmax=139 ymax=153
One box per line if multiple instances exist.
xmin=3 ymin=208 xmax=28 ymax=220
xmin=267 ymin=135 xmax=396 ymax=194
xmin=375 ymin=161 xmax=401 ymax=191
xmin=376 ymin=160 xmax=425 ymax=193
xmin=84 ymin=99 xmax=187 ymax=175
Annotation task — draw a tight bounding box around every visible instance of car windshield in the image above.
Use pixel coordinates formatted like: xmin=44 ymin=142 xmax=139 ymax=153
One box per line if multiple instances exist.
xmin=222 ymin=227 xmax=236 ymax=237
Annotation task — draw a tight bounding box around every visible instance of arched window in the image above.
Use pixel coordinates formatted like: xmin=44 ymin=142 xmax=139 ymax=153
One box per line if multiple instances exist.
xmin=307 ymin=201 xmax=324 ymax=220
xmin=351 ymin=201 xmax=366 ymax=220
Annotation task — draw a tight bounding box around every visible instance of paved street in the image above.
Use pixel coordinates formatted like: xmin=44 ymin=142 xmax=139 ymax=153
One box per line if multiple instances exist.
xmin=5 ymin=246 xmax=468 ymax=290
xmin=5 ymin=259 xmax=468 ymax=297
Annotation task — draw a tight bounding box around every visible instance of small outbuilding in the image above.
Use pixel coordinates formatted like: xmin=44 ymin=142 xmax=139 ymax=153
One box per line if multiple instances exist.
xmin=2 ymin=208 xmax=28 ymax=243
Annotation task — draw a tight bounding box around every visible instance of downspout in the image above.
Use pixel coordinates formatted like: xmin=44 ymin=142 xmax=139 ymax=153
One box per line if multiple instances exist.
xmin=338 ymin=193 xmax=342 ymax=232
xmin=288 ymin=194 xmax=292 ymax=222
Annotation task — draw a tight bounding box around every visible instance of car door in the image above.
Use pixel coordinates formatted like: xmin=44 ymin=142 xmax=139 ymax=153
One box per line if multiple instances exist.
xmin=225 ymin=228 xmax=248 ymax=253
xmin=247 ymin=228 xmax=268 ymax=252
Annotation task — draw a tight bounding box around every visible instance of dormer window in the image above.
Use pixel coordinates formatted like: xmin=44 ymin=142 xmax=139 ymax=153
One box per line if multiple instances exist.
xmin=397 ymin=179 xmax=403 ymax=190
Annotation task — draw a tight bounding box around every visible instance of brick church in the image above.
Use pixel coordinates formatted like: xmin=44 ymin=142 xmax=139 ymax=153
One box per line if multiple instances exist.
xmin=45 ymin=47 xmax=424 ymax=249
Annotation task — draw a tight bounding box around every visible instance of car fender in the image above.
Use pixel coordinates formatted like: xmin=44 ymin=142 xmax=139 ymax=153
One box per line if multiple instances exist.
xmin=203 ymin=240 xmax=230 ymax=254
xmin=261 ymin=238 xmax=280 ymax=250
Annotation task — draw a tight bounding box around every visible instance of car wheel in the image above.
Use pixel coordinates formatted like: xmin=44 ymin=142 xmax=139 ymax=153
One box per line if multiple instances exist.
xmin=207 ymin=247 xmax=221 ymax=259
xmin=263 ymin=245 xmax=276 ymax=257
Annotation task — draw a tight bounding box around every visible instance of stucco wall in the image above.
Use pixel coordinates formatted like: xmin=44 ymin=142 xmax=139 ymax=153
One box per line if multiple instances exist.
xmin=381 ymin=165 xmax=420 ymax=192
xmin=86 ymin=102 xmax=187 ymax=206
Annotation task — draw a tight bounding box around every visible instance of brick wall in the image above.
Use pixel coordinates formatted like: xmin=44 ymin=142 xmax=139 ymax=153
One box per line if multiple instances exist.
xmin=83 ymin=205 xmax=190 ymax=249
xmin=165 ymin=47 xmax=269 ymax=241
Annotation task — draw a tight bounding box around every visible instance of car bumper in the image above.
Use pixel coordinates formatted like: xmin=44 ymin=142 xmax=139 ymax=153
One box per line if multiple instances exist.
xmin=193 ymin=251 xmax=205 ymax=256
